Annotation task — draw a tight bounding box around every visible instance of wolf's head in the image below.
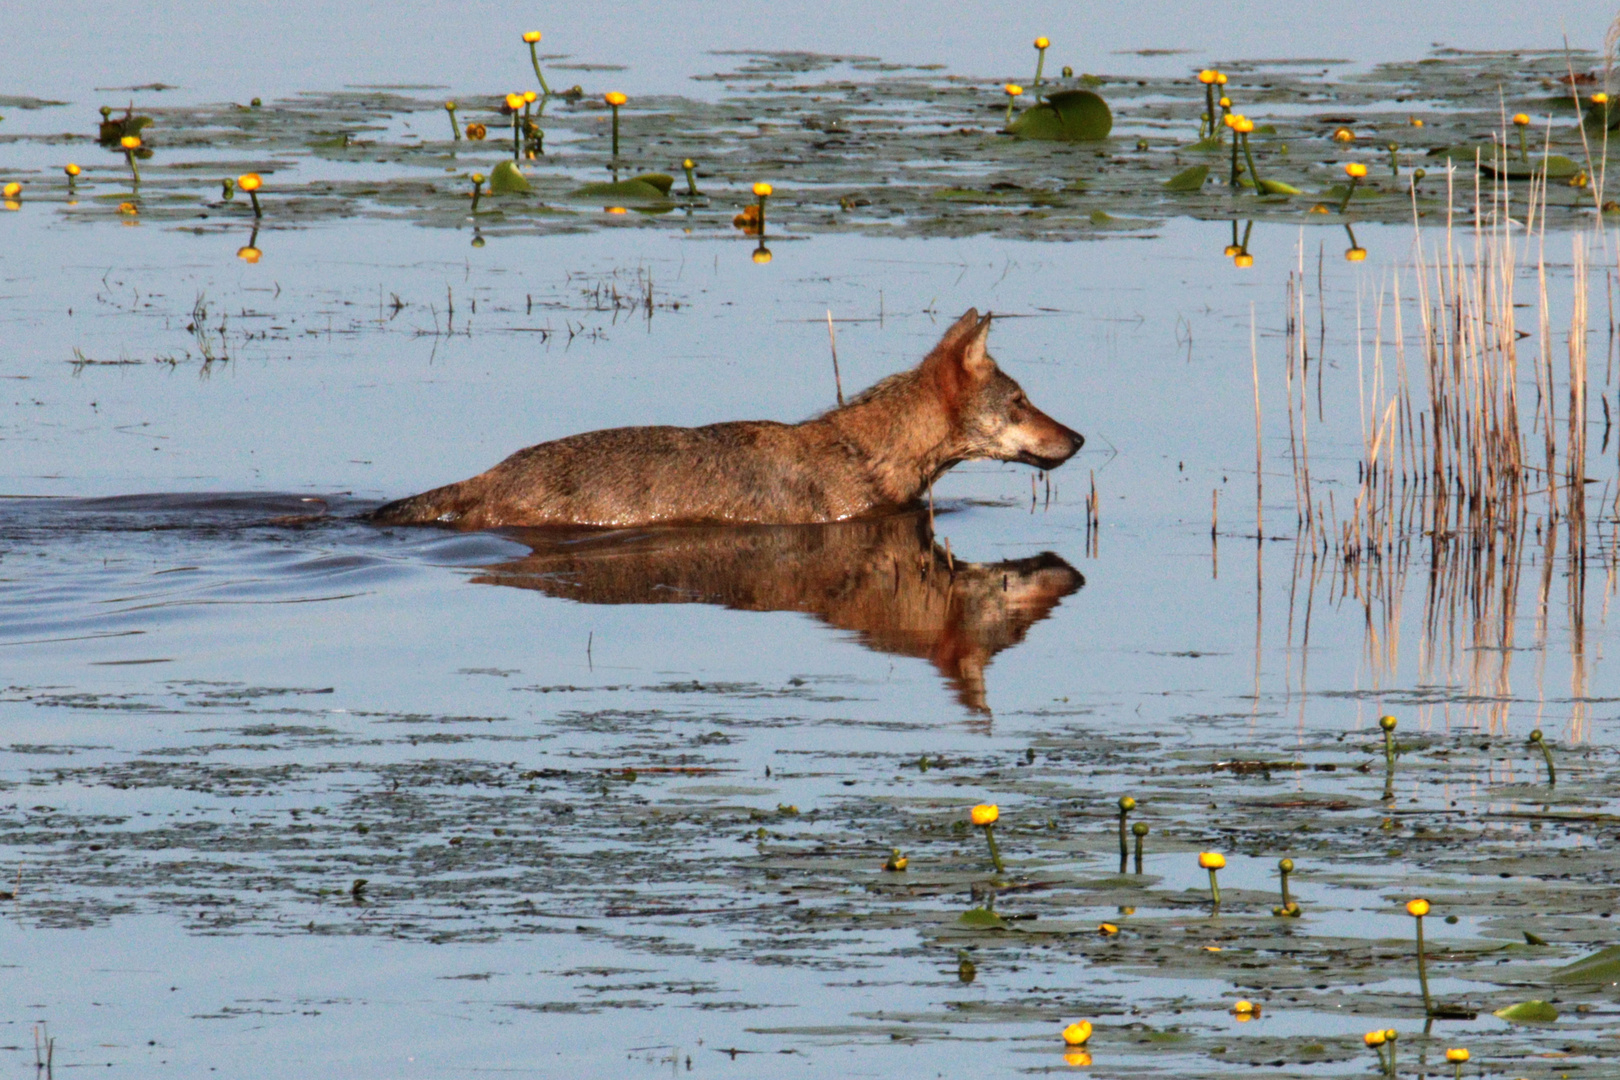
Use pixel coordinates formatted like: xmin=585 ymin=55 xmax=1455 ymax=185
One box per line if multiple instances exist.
xmin=923 ymin=309 xmax=1083 ymax=470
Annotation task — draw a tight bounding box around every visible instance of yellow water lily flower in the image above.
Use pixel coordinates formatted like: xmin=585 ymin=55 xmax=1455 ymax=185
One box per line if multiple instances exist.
xmin=1344 ymin=162 xmax=1368 ymax=178
xmin=1061 ymin=1020 xmax=1092 ymax=1045
xmin=605 ymin=91 xmax=628 ymax=107
xmin=1406 ymin=898 xmax=1430 ymax=917
xmin=1198 ymin=852 xmax=1225 ymax=869
xmin=971 ymin=804 xmax=999 ymax=826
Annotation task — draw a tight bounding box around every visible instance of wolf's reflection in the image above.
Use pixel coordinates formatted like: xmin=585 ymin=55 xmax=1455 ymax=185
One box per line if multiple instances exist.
xmin=472 ymin=513 xmax=1082 ymax=714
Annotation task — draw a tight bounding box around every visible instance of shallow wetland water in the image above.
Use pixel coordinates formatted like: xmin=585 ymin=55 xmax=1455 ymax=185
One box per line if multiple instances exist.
xmin=5 ymin=9 xmax=1620 ymax=1078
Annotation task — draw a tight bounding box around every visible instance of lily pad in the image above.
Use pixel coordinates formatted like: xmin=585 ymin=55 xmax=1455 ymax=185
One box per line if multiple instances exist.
xmin=1008 ymin=90 xmax=1112 ymax=142
xmin=1492 ymin=1000 xmax=1559 ymax=1023
xmin=1551 ymin=944 xmax=1620 ymax=984
xmin=1255 ymin=178 xmax=1302 ymax=195
xmin=569 ymin=173 xmax=676 ymax=202
xmin=1164 ymin=164 xmax=1209 ymax=192
xmin=1584 ymin=100 xmax=1619 ymax=134
xmin=1432 ymin=144 xmax=1582 ymax=180
xmin=488 ymin=161 xmax=532 ymax=195
xmin=956 ymin=907 xmax=1008 ymax=929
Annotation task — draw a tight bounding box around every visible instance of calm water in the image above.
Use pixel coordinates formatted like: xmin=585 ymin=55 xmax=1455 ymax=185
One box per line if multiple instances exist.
xmin=4 ymin=9 xmax=1620 ymax=1079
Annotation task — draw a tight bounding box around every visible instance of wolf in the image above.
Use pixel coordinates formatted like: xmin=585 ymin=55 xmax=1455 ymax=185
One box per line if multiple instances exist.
xmin=369 ymin=308 xmax=1082 ymax=529
xmin=473 ymin=513 xmax=1083 ymax=714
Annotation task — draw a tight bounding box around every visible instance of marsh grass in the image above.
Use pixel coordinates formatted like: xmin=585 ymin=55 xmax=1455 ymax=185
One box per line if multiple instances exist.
xmin=1275 ymin=118 xmax=1610 ymax=742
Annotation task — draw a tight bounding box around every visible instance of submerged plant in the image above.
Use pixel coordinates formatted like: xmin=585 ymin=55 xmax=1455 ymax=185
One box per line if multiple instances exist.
xmin=64 ymin=163 xmax=80 ymax=191
xmin=1233 ymin=116 xmax=1265 ymax=189
xmin=605 ymin=91 xmax=627 ymax=157
xmin=1223 ymin=114 xmax=1243 ymax=185
xmin=1199 ymin=851 xmax=1224 ymax=910
xmin=682 ymin=158 xmax=699 ymax=196
xmin=505 ymin=93 xmax=525 ymax=158
xmin=1003 ymin=83 xmax=1023 ymax=128
xmin=523 ymin=30 xmax=551 ymax=95
xmin=1339 ymin=161 xmax=1366 ymax=213
xmin=469 ymin=172 xmax=485 ymax=213
xmin=1386 ymin=141 xmax=1400 ymax=175
xmin=1446 ymin=1047 xmax=1469 ymax=1079
xmin=1031 ymin=37 xmax=1049 ymax=93
xmin=1512 ymin=112 xmax=1530 ymax=162
xmin=1198 ymin=69 xmax=1219 ymax=138
xmin=238 ymin=172 xmax=263 ymax=217
xmin=445 ymin=101 xmax=460 ymax=140
xmin=1528 ymin=728 xmax=1556 ymax=786
xmin=1131 ymin=821 xmax=1148 ymax=874
xmin=1408 ymin=897 xmax=1434 ymax=1014
xmin=120 ymin=134 xmax=142 ymax=185
xmin=1363 ymin=1030 xmax=1395 ymax=1075
xmin=1272 ymin=857 xmax=1300 ymax=916
xmin=1116 ymin=796 xmax=1135 ymax=872
xmin=883 ymin=848 xmax=908 ymax=871
xmin=971 ymin=803 xmax=1004 ymax=874
xmin=752 ymin=180 xmax=772 ymax=234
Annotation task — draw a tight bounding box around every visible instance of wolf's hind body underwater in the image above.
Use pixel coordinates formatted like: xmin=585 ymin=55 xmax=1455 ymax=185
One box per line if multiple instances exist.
xmin=369 ymin=308 xmax=1082 ymax=530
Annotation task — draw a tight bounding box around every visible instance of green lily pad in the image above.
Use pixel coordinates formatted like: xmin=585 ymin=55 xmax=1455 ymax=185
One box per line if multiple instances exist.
xmin=1255 ymin=178 xmax=1302 ymax=195
xmin=1523 ymin=931 xmax=1550 ymax=946
xmin=1008 ymin=89 xmax=1112 ymax=142
xmin=97 ymin=114 xmax=152 ymax=145
xmin=488 ymin=161 xmax=532 ymax=195
xmin=568 ymin=173 xmax=675 ymax=201
xmin=1164 ymin=164 xmax=1209 ymax=191
xmin=1432 ymin=144 xmax=1582 ymax=180
xmin=1187 ymin=136 xmax=1225 ymax=153
xmin=1584 ymin=100 xmax=1619 ymax=134
xmin=1551 ymin=944 xmax=1620 ymax=984
xmin=957 ymin=907 xmax=1008 ymax=929
xmin=1481 ymin=154 xmax=1583 ymax=180
xmin=1492 ymin=1000 xmax=1559 ymax=1023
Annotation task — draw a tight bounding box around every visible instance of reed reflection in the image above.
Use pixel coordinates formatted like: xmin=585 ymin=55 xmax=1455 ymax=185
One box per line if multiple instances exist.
xmin=471 ymin=512 xmax=1083 ymax=715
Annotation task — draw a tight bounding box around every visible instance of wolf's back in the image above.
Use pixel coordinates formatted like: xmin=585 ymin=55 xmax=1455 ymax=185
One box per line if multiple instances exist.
xmin=367 ymin=482 xmax=476 ymax=525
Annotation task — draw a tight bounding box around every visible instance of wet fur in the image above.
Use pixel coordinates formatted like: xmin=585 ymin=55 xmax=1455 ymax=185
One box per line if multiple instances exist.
xmin=369 ymin=309 xmax=1082 ymax=530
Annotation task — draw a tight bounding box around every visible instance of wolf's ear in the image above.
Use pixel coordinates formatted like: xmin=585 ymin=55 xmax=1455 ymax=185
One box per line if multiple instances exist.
xmin=960 ymin=313 xmax=994 ymax=380
xmin=941 ymin=308 xmax=980 ymax=345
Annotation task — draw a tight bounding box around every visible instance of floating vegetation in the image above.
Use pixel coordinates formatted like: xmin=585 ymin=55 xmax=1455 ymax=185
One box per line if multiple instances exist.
xmin=1007 ymin=88 xmax=1113 ymax=141
xmin=0 ymin=47 xmax=1611 ymax=239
